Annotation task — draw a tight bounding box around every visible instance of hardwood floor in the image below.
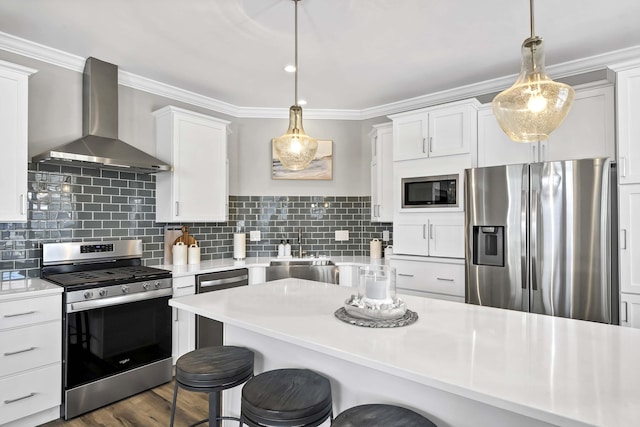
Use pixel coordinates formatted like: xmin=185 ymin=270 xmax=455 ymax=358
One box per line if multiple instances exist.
xmin=40 ymin=380 xmax=209 ymax=427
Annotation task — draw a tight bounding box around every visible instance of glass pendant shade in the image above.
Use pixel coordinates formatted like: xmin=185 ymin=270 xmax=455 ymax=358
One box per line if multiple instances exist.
xmin=493 ymin=36 xmax=575 ymax=142
xmin=273 ymin=105 xmax=318 ymax=171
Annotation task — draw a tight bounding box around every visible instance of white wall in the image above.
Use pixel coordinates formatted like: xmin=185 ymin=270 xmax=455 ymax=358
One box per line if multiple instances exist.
xmin=0 ymin=50 xmax=373 ymax=197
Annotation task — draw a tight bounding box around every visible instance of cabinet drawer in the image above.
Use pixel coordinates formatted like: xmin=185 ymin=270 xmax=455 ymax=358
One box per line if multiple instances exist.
xmin=0 ymin=321 xmax=62 ymax=377
xmin=0 ymin=363 xmax=61 ymax=425
xmin=391 ymin=259 xmax=464 ymax=297
xmin=0 ymin=294 xmax=61 ymax=330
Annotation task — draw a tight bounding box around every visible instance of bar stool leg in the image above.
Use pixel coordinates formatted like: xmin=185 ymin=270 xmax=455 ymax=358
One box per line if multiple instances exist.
xmin=210 ymin=390 xmax=221 ymax=427
xmin=169 ymin=380 xmax=179 ymax=427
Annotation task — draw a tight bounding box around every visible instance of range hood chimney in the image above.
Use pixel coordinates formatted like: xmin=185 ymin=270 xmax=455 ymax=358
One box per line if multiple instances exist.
xmin=32 ymin=57 xmax=172 ymax=173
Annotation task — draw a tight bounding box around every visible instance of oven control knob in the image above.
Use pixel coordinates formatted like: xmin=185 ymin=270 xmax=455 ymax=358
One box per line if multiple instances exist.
xmin=121 ymin=285 xmax=130 ymax=294
xmin=99 ymin=289 xmax=107 ymax=297
xmin=143 ymin=282 xmax=150 ymax=291
xmin=83 ymin=291 xmax=93 ymax=299
xmin=154 ymin=281 xmax=161 ymax=289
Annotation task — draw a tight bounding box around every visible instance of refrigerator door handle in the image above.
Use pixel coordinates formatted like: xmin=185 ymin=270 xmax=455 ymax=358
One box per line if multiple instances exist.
xmin=620 ymin=156 xmax=627 ymax=178
xmin=621 ymin=229 xmax=627 ymax=250
xmin=530 ymin=188 xmax=538 ymax=292
xmin=521 ymin=179 xmax=528 ymax=289
xmin=621 ymin=301 xmax=628 ymax=323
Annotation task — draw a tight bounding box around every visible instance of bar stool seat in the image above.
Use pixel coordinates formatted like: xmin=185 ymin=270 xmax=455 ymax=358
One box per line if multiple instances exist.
xmin=332 ymin=404 xmax=437 ymax=427
xmin=241 ymin=368 xmax=332 ymax=427
xmin=170 ymin=346 xmax=254 ymax=427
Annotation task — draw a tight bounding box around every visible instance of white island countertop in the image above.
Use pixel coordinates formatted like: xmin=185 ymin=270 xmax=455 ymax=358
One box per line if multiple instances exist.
xmin=170 ymin=278 xmax=640 ymax=427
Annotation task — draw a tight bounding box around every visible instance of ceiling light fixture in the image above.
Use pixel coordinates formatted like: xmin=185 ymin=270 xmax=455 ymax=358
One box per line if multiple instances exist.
xmin=273 ymin=0 xmax=318 ymax=171
xmin=492 ymin=0 xmax=575 ymax=142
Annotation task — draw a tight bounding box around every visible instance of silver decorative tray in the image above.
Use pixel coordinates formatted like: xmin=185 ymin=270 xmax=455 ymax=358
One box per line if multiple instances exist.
xmin=334 ymin=307 xmax=418 ymax=328
xmin=343 ymin=295 xmax=407 ymax=320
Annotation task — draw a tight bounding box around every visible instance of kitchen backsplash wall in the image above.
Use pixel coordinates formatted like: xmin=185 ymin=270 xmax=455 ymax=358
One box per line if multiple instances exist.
xmin=0 ymin=164 xmax=392 ymax=280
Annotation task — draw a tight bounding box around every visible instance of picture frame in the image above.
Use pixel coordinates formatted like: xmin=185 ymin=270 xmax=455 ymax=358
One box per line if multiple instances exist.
xmin=271 ymin=139 xmax=333 ymax=180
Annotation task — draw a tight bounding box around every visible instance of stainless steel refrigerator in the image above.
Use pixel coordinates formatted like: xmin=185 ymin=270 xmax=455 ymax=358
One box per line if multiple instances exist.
xmin=464 ymin=157 xmax=618 ymax=323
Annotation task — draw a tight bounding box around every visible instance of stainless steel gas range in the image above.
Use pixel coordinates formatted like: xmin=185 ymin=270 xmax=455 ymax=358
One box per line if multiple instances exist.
xmin=41 ymin=240 xmax=173 ymax=420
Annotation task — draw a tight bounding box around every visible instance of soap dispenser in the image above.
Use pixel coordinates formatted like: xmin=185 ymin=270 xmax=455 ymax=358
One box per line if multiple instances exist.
xmin=284 ymin=240 xmax=292 ymax=257
xmin=278 ymin=240 xmax=285 ymax=257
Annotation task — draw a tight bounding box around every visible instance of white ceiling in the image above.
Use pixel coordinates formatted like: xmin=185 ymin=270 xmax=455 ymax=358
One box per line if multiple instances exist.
xmin=1 ymin=0 xmax=640 ymax=113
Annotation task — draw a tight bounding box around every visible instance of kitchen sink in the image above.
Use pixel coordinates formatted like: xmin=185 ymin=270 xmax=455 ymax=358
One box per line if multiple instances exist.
xmin=265 ymin=259 xmax=339 ymax=284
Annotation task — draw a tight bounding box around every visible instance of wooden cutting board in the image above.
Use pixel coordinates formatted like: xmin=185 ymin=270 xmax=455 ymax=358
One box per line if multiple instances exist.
xmin=173 ymin=225 xmax=198 ymax=246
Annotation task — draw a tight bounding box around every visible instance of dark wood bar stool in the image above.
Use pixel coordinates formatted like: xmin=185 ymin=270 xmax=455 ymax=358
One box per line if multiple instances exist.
xmin=170 ymin=346 xmax=254 ymax=427
xmin=241 ymin=368 xmax=333 ymax=427
xmin=332 ymin=404 xmax=437 ymax=427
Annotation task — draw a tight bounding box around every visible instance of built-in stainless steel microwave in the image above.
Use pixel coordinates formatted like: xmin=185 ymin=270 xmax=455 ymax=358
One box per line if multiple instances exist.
xmin=401 ymin=174 xmax=459 ymax=208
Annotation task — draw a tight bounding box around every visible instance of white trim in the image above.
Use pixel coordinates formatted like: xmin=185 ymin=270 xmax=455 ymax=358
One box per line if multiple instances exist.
xmin=1 ymin=31 xmax=639 ymax=120
xmin=0 ymin=57 xmax=37 ymax=76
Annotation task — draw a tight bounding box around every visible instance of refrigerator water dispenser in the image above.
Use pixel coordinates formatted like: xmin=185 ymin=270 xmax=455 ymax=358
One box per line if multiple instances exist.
xmin=473 ymin=226 xmax=504 ymax=267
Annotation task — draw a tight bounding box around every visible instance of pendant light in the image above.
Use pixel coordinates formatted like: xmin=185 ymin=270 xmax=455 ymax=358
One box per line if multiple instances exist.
xmin=492 ymin=0 xmax=575 ymax=142
xmin=273 ymin=0 xmax=318 ymax=171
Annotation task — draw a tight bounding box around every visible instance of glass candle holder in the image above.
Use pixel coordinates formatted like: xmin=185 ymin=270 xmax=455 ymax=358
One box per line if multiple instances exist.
xmin=358 ymin=265 xmax=396 ymax=305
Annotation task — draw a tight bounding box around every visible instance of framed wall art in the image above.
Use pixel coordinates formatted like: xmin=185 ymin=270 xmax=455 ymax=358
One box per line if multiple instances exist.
xmin=271 ymin=139 xmax=333 ymax=180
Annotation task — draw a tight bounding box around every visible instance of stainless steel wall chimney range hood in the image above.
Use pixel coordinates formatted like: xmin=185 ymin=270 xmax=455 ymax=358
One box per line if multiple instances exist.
xmin=32 ymin=57 xmax=172 ymax=173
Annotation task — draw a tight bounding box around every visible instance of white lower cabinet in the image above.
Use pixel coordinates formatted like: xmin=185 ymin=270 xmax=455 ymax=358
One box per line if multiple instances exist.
xmin=619 ymin=184 xmax=640 ymax=295
xmin=248 ymin=266 xmax=266 ymax=285
xmin=0 ymin=293 xmax=61 ymax=426
xmin=620 ymin=293 xmax=640 ymax=328
xmin=172 ymin=276 xmax=196 ymax=364
xmin=338 ymin=265 xmax=360 ymax=287
xmin=393 ymin=212 xmax=464 ymax=258
xmin=389 ymin=257 xmax=464 ymax=302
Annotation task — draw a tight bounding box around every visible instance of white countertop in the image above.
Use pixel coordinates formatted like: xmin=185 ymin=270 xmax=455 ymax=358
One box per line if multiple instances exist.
xmin=158 ymin=255 xmax=378 ymax=277
xmin=170 ymin=278 xmax=640 ymax=427
xmin=0 ymin=277 xmax=62 ymax=301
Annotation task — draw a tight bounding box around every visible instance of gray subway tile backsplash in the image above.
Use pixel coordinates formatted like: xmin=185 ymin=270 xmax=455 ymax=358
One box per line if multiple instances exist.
xmin=0 ymin=164 xmax=393 ymax=280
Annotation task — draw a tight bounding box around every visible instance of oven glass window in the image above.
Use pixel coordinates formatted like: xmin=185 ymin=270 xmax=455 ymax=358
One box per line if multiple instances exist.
xmin=65 ymin=296 xmax=172 ymax=389
xmin=404 ymin=179 xmax=456 ymax=206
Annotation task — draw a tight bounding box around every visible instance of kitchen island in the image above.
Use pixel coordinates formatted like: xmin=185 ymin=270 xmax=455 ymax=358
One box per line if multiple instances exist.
xmin=169 ymin=278 xmax=640 ymax=427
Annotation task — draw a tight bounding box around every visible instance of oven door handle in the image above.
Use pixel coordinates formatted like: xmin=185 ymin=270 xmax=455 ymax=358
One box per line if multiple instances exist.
xmin=67 ymin=288 xmax=173 ymax=313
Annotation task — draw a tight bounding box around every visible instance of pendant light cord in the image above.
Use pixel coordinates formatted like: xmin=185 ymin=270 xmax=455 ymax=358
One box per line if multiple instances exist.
xmin=294 ymin=0 xmax=299 ymax=107
xmin=529 ymin=0 xmax=535 ymax=37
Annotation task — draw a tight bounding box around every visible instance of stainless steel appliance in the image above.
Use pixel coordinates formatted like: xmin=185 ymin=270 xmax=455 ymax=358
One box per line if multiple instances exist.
xmin=401 ymin=174 xmax=458 ymax=208
xmin=41 ymin=240 xmax=173 ymax=419
xmin=195 ymin=269 xmax=248 ymax=348
xmin=464 ymin=157 xmax=618 ymax=323
xmin=32 ymin=57 xmax=171 ymax=173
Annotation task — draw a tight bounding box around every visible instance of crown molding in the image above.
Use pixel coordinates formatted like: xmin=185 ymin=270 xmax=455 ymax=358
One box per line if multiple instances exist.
xmin=1 ymin=31 xmax=639 ymax=121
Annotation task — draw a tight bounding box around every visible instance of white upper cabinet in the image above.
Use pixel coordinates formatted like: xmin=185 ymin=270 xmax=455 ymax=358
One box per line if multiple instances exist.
xmin=370 ymin=123 xmax=393 ymax=222
xmin=477 ymin=104 xmax=534 ymax=167
xmin=616 ymin=66 xmax=640 ymax=184
xmin=477 ymin=83 xmax=614 ymax=167
xmin=390 ymin=99 xmax=479 ymax=161
xmin=545 ymin=84 xmax=615 ymax=161
xmin=0 ymin=60 xmax=36 ymax=223
xmin=154 ymin=106 xmax=230 ymax=223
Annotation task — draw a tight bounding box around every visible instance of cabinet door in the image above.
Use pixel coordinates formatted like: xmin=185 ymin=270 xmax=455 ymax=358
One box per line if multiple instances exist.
xmin=154 ymin=106 xmax=229 ymax=223
xmin=428 ymin=103 xmax=471 ymax=157
xmin=393 ymin=113 xmax=428 ymax=161
xmin=371 ymin=124 xmax=393 ymax=222
xmin=0 ymin=63 xmax=32 ymax=222
xmin=427 ymin=214 xmax=465 ymax=258
xmin=477 ymin=105 xmax=535 ymax=167
xmin=617 ymin=68 xmax=640 ymax=184
xmin=172 ymin=276 xmax=196 ymax=363
xmin=392 ymin=223 xmax=428 ymax=256
xmin=619 ymin=185 xmax=640 ymax=294
xmin=545 ymin=85 xmax=615 ymax=162
xmin=620 ymin=293 xmax=640 ymax=328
